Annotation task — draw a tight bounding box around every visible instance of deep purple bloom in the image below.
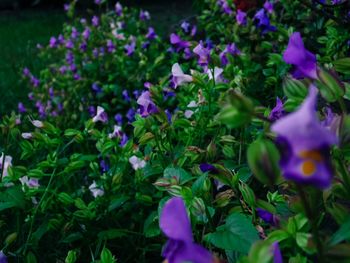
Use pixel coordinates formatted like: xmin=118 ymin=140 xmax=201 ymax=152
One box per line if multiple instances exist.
xmin=254 ymin=9 xmax=276 ymax=33
xmin=95 ymin=0 xmax=102 ymax=4
xmin=181 ymin=21 xmax=191 ymax=33
xmin=271 ymin=242 xmax=283 ymax=263
xmin=137 ymin=91 xmax=158 ymax=117
xmin=71 ymin=27 xmax=79 ymax=39
xmin=264 ymin=1 xmax=274 ymax=14
xmin=23 ymin=67 xmax=30 ymax=77
xmin=269 ymin=98 xmax=285 ymax=121
xmin=18 ymin=102 xmax=26 ymax=113
xmin=160 ymin=197 xmax=213 ymax=263
xmin=146 ymin=27 xmax=157 ymax=40
xmin=193 ymin=42 xmax=211 ymax=67
xmin=92 ymin=83 xmax=102 ymax=93
xmin=220 ymin=43 xmax=241 ymax=66
xmin=199 ymin=163 xmax=218 ymax=174
xmin=170 ymin=33 xmax=190 ymax=51
xmin=126 ymin=108 xmax=136 ymax=122
xmin=191 ymin=25 xmax=197 ymax=37
xmin=65 ymin=40 xmax=74 ymax=49
xmin=256 ymin=208 xmax=279 ymax=226
xmin=122 ymin=90 xmax=131 ymax=102
xmin=88 ymin=106 xmax=96 ymax=117
xmin=66 ymin=51 xmax=74 ymax=65
xmin=271 ymin=85 xmax=338 ymax=189
xmin=80 ymin=42 xmax=87 ymax=52
xmin=125 ymin=38 xmax=136 ymax=56
xmin=58 ymin=34 xmax=65 ymax=45
xmin=100 ymin=159 xmax=110 ymax=173
xmin=30 ymin=76 xmax=40 ymax=88
xmin=142 ymin=41 xmax=150 ymax=49
xmin=49 ymin=37 xmax=57 ymax=48
xmin=217 ymin=0 xmax=233 ymax=15
xmin=115 ymin=2 xmax=123 ymax=16
xmin=0 ymin=251 xmax=7 ymax=263
xmin=283 ymin=32 xmax=318 ymax=79
xmin=236 ymin=10 xmax=247 ymax=25
xmin=63 ymin=3 xmax=70 ymax=12
xmin=114 ymin=113 xmax=123 ymax=125
xmin=83 ymin=28 xmax=91 ymax=40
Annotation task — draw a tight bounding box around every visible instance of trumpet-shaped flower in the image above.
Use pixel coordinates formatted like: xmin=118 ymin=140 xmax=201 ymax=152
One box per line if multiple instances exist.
xmin=92 ymin=106 xmax=108 ymax=123
xmin=184 ymin=101 xmax=198 ymax=118
xmin=193 ymin=42 xmax=211 ymax=67
xmin=137 ymin=91 xmax=158 ymax=117
xmin=0 ymin=251 xmax=7 ymax=263
xmin=283 ymin=32 xmax=317 ymax=79
xmin=207 ymin=67 xmax=224 ymax=83
xmin=269 ymin=97 xmax=285 ymax=121
xmin=160 ymin=197 xmax=213 ymax=263
xmin=271 ymin=85 xmax=337 ymax=188
xmin=19 ymin=176 xmax=40 ymax=189
xmin=0 ymin=154 xmax=12 ymax=178
xmin=236 ymin=10 xmax=247 ymax=25
xmin=172 ymin=63 xmax=193 ymax=88
xmin=254 ymin=9 xmax=276 ymax=33
xmin=89 ymin=181 xmax=104 ymax=198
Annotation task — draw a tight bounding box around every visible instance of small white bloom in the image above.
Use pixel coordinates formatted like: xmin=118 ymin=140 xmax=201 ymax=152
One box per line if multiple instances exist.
xmin=31 ymin=120 xmax=43 ymax=128
xmin=22 ymin=133 xmax=33 ymax=139
xmin=129 ymin=156 xmax=146 ymax=170
xmin=0 ymin=153 xmax=12 ymax=178
xmin=89 ymin=181 xmax=104 ymax=198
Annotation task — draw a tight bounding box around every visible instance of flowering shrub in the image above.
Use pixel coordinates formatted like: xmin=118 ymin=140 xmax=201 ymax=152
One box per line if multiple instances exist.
xmin=1 ymin=0 xmax=350 ymax=262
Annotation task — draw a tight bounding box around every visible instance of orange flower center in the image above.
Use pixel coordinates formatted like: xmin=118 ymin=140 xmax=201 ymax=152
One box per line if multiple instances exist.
xmin=298 ymin=150 xmax=323 ymax=177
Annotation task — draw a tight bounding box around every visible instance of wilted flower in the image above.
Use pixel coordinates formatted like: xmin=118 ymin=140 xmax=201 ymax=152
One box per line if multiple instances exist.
xmin=271 ymin=85 xmax=338 ymax=188
xmin=171 ymin=63 xmax=193 ymax=88
xmin=160 ymin=197 xmax=213 ymax=263
xmin=89 ymin=181 xmax=104 ymax=198
xmin=283 ymin=32 xmax=317 ymax=79
xmin=137 ymin=91 xmax=158 ymax=117
xmin=92 ymin=106 xmax=108 ymax=123
xmin=129 ymin=156 xmax=146 ymax=170
xmin=236 ymin=9 xmax=247 ymax=25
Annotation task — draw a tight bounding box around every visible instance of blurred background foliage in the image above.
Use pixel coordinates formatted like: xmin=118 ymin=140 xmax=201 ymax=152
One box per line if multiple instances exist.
xmin=0 ymin=0 xmax=194 ymax=115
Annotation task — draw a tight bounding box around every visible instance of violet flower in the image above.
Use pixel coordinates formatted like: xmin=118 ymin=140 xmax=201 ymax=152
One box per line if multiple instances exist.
xmin=126 ymin=108 xmax=136 ymax=122
xmin=125 ymin=38 xmax=136 ymax=56
xmin=92 ymin=83 xmax=102 ymax=93
xmin=199 ymin=163 xmax=218 ymax=174
xmin=114 ymin=113 xmax=123 ymax=125
xmin=0 ymin=251 xmax=7 ymax=263
xmin=19 ymin=176 xmax=40 ymax=189
xmin=271 ymin=242 xmax=283 ymax=263
xmin=283 ymin=32 xmax=318 ymax=79
xmin=193 ymin=42 xmax=211 ymax=67
xmin=264 ymin=1 xmax=274 ymax=14
xmin=140 ymin=10 xmax=150 ymax=21
xmin=181 ymin=21 xmax=191 ymax=33
xmin=256 ymin=208 xmax=279 ymax=226
xmin=170 ymin=33 xmax=190 ymax=51
xmin=92 ymin=106 xmax=108 ymax=123
xmin=208 ymin=67 xmax=224 ymax=83
xmin=18 ymin=102 xmax=27 ymax=113
xmin=171 ymin=63 xmax=193 ymax=89
xmin=82 ymin=28 xmax=91 ymax=40
xmin=137 ymin=91 xmax=158 ymax=117
xmin=236 ymin=9 xmax=247 ymax=26
xmin=184 ymin=101 xmax=198 ymax=119
xmin=160 ymin=197 xmax=213 ymax=263
xmin=254 ymin=9 xmax=276 ymax=33
xmin=0 ymin=154 xmax=12 ymax=179
xmin=269 ymin=97 xmax=285 ymax=121
xmin=49 ymin=37 xmax=57 ymax=48
xmin=92 ymin=16 xmax=99 ymax=27
xmin=89 ymin=181 xmax=104 ymax=198
xmin=107 ymin=39 xmax=116 ymax=53
xmin=220 ymin=43 xmax=241 ymax=66
xmin=146 ymin=27 xmax=157 ymax=40
xmin=271 ymin=85 xmax=338 ymax=189
xmin=115 ymin=2 xmax=123 ymax=16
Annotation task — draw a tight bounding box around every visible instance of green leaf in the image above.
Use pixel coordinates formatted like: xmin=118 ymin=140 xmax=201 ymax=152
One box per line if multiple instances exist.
xmin=329 ymin=217 xmax=350 ymax=246
xmin=206 ymin=213 xmax=259 ymax=254
xmin=100 ymin=247 xmax=116 ymax=263
xmin=143 ymin=211 xmax=160 ymax=238
xmin=98 ymin=229 xmax=127 ymax=240
xmin=163 ymin=167 xmax=193 ymax=184
xmin=333 ymin=58 xmax=350 ymax=74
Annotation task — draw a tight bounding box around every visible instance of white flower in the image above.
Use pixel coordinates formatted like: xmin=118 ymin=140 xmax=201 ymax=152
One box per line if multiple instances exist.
xmin=31 ymin=120 xmax=44 ymax=128
xmin=89 ymin=181 xmax=104 ymax=198
xmin=129 ymin=156 xmax=146 ymax=170
xmin=207 ymin=67 xmax=224 ymax=83
xmin=108 ymin=125 xmax=122 ymax=139
xmin=22 ymin=133 xmax=33 ymax=139
xmin=0 ymin=153 xmax=12 ymax=178
xmin=172 ymin=63 xmax=193 ymax=88
xmin=184 ymin=101 xmax=198 ymax=119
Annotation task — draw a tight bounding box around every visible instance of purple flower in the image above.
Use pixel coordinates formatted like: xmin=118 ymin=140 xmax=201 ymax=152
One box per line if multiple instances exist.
xmin=160 ymin=197 xmax=213 ymax=263
xmin=271 ymin=242 xmax=283 ymax=263
xmin=129 ymin=156 xmax=146 ymax=170
xmin=146 ymin=27 xmax=157 ymax=40
xmin=107 ymin=39 xmax=116 ymax=53
xmin=125 ymin=38 xmax=136 ymax=56
xmin=58 ymin=34 xmax=65 ymax=45
xmin=236 ymin=10 xmax=247 ymax=25
xmin=170 ymin=33 xmax=190 ymax=51
xmin=218 ymin=0 xmax=233 ymax=15
xmin=92 ymin=16 xmax=99 ymax=27
xmin=142 ymin=41 xmax=150 ymax=49
xmin=71 ymin=27 xmax=79 ymax=39
xmin=114 ymin=113 xmax=123 ymax=125
xmin=269 ymin=97 xmax=285 ymax=121
xmin=256 ymin=208 xmax=279 ymax=226
xmin=115 ymin=2 xmax=123 ymax=16
xmin=59 ymin=65 xmax=68 ymax=75
xmin=254 ymin=9 xmax=276 ymax=33
xmin=18 ymin=102 xmax=27 ymax=113
xmin=271 ymin=85 xmax=338 ymax=189
xmin=19 ymin=176 xmax=40 ymax=189
xmin=140 ymin=10 xmax=150 ymax=21
xmin=92 ymin=106 xmax=108 ymax=123
xmin=126 ymin=108 xmax=136 ymax=122
xmin=82 ymin=28 xmax=91 ymax=40
xmin=23 ymin=67 xmax=31 ymax=77
xmin=95 ymin=0 xmax=102 ymax=5
xmin=181 ymin=21 xmax=191 ymax=33
xmin=49 ymin=37 xmax=57 ymax=48
xmin=0 ymin=251 xmax=7 ymax=263
xmin=63 ymin=3 xmax=70 ymax=12
xmin=65 ymin=40 xmax=74 ymax=49
xmin=122 ymin=90 xmax=131 ymax=102
xmin=283 ymin=32 xmax=318 ymax=79
xmin=199 ymin=163 xmax=218 ymax=174
xmin=100 ymin=159 xmax=110 ymax=173
xmin=137 ymin=91 xmax=158 ymax=117
xmin=171 ymin=63 xmax=193 ymax=89
xmin=193 ymin=42 xmax=211 ymax=67
xmin=92 ymin=83 xmax=102 ymax=93
xmin=30 ymin=76 xmax=40 ymax=88
xmin=220 ymin=43 xmax=241 ymax=66
xmin=264 ymin=1 xmax=274 ymax=14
